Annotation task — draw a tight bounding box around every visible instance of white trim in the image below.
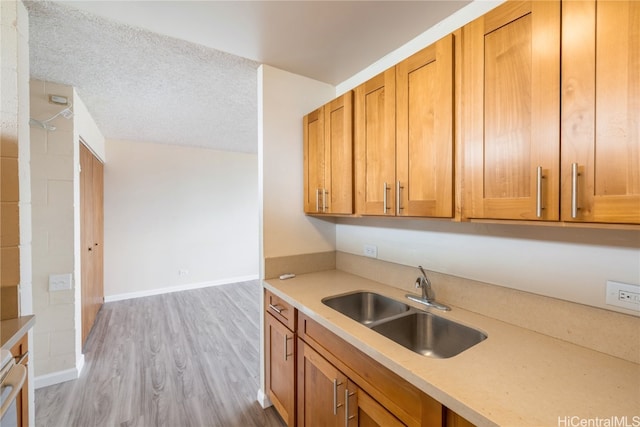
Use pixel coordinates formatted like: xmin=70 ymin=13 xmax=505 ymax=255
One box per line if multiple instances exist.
xmin=34 ymin=367 xmax=80 ymax=389
xmin=104 ymin=275 xmax=259 ymax=303
xmin=256 ymin=388 xmax=272 ymax=409
xmin=76 ymin=353 xmax=85 ymax=376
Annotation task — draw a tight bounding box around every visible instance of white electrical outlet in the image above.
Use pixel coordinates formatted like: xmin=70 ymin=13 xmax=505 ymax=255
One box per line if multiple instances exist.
xmin=363 ymin=244 xmax=377 ymax=258
xmin=606 ymin=280 xmax=640 ymax=311
xmin=49 ymin=273 xmax=72 ymax=291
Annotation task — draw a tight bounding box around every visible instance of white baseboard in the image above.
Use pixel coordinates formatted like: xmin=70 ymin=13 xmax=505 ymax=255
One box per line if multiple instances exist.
xmin=104 ymin=275 xmax=259 ymax=303
xmin=256 ymin=388 xmax=272 ymax=409
xmin=35 ymin=366 xmax=80 ymax=389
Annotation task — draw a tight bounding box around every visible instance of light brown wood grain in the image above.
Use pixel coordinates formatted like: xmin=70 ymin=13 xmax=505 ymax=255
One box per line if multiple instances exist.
xmin=297 ymin=338 xmax=347 ymax=427
xmin=353 ymin=383 xmax=405 ymax=427
xmin=462 ymin=0 xmax=561 ymax=221
xmin=396 ymin=34 xmax=454 ymax=218
xmin=298 ymin=313 xmax=442 ymax=427
xmin=325 ymin=92 xmax=354 ymax=214
xmin=80 ymin=143 xmax=104 ymax=348
xmin=355 ymin=68 xmax=396 ymax=215
xmin=303 ymin=107 xmax=324 ymax=213
xmin=561 ymin=0 xmax=640 ymax=224
xmin=10 ymin=332 xmax=29 ymax=427
xmin=266 ymin=312 xmax=296 ymax=426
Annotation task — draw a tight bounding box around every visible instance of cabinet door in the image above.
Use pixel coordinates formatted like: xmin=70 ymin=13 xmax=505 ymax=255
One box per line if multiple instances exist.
xmin=345 ymin=381 xmax=405 ymax=427
xmin=355 ymin=68 xmax=396 ymax=215
xmin=266 ymin=313 xmax=295 ymax=426
xmin=10 ymin=333 xmax=29 ymax=427
xmin=561 ymin=0 xmax=640 ymax=224
xmin=297 ymin=338 xmax=345 ymax=427
xmin=396 ymin=34 xmax=454 ymax=218
xmin=303 ymin=106 xmax=325 ymax=213
xmin=325 ymin=92 xmax=354 ymax=214
xmin=462 ymin=1 xmax=561 ymax=220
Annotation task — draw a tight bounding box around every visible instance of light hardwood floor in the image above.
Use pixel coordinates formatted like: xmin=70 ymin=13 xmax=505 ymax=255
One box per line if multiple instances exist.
xmin=35 ymin=280 xmax=286 ymax=427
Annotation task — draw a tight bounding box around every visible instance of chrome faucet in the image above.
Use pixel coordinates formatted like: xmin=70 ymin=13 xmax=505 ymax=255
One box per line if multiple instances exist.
xmin=406 ymin=265 xmax=450 ymax=311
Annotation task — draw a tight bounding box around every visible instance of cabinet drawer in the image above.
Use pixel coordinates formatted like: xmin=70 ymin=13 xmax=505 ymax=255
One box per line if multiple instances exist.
xmin=265 ymin=289 xmax=296 ymax=331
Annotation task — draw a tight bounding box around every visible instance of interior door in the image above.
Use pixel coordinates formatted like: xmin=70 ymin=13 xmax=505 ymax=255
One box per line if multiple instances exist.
xmin=80 ymin=142 xmax=104 ymax=347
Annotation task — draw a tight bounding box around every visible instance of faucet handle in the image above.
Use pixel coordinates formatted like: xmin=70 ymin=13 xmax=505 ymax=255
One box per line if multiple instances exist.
xmin=415 ymin=277 xmax=423 ymax=289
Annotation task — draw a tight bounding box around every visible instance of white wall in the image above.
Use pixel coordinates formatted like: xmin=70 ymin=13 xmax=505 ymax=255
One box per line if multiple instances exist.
xmin=30 ymin=80 xmax=105 ymax=385
xmin=257 ymin=64 xmax=336 ymax=407
xmin=104 ymin=139 xmax=259 ymax=300
xmin=337 ymin=219 xmax=640 ymax=315
xmin=258 ymin=65 xmax=336 ymax=270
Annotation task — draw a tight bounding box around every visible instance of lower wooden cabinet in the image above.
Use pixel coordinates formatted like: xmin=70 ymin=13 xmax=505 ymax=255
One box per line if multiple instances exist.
xmin=297 ymin=339 xmax=404 ymax=427
xmin=10 ymin=333 xmax=29 ymax=427
xmin=265 ymin=289 xmax=296 ymax=426
xmin=265 ymin=291 xmax=476 ymax=427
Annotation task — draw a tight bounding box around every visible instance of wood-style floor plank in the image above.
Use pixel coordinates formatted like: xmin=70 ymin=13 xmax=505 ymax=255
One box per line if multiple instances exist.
xmin=35 ymin=280 xmax=286 ymax=427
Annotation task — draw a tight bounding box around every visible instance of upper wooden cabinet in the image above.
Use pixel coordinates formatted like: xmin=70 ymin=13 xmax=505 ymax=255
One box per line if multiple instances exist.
xmin=355 ymin=68 xmax=397 ymax=215
xmin=355 ymin=34 xmax=455 ymax=217
xmin=396 ymin=34 xmax=454 ymax=217
xmin=561 ymin=0 xmax=640 ymax=224
xmin=303 ymin=92 xmax=353 ymax=215
xmin=461 ymin=1 xmax=561 ymax=221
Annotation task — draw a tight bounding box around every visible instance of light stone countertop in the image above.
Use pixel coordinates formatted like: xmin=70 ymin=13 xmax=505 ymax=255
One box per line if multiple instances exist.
xmin=264 ymin=270 xmax=640 ymax=427
xmin=1 ymin=315 xmax=35 ymax=350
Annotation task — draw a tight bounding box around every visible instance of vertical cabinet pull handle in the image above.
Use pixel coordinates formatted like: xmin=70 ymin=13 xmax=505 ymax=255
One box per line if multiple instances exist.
xmin=383 ymin=182 xmax=389 ymax=213
xmin=283 ymin=335 xmax=293 ymax=361
xmin=332 ymin=379 xmax=343 ymax=415
xmin=323 ymin=189 xmax=328 ymax=212
xmin=316 ymin=189 xmax=320 ymax=212
xmin=396 ymin=181 xmax=404 ymax=215
xmin=344 ymin=389 xmax=356 ymax=426
xmin=571 ymin=163 xmax=580 ymax=219
xmin=536 ymin=166 xmax=544 ymax=218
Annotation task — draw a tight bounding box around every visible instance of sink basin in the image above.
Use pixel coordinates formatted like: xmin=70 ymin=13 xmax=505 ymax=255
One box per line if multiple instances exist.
xmin=322 ymin=291 xmax=410 ymax=325
xmin=371 ymin=312 xmax=487 ymax=358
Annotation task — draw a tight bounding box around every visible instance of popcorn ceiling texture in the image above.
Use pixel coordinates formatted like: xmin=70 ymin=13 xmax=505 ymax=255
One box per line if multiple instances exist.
xmin=26 ymin=1 xmax=260 ymax=153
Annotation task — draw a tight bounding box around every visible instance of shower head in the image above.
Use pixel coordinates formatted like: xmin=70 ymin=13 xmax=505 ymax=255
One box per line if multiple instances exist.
xmin=29 ymin=103 xmax=74 ymax=131
xmin=29 ymin=118 xmax=56 ymax=131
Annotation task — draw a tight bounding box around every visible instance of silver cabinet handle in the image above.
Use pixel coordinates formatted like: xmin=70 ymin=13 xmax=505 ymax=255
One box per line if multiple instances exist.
xmin=344 ymin=388 xmax=356 ymax=426
xmin=383 ymin=182 xmax=389 ymax=213
xmin=268 ymin=303 xmax=285 ymax=314
xmin=323 ymin=189 xmax=328 ymax=212
xmin=283 ymin=335 xmax=293 ymax=361
xmin=316 ymin=188 xmax=320 ymax=212
xmin=396 ymin=180 xmax=404 ymax=215
xmin=536 ymin=166 xmax=544 ymax=218
xmin=571 ymin=163 xmax=580 ymax=218
xmin=332 ymin=379 xmax=343 ymax=415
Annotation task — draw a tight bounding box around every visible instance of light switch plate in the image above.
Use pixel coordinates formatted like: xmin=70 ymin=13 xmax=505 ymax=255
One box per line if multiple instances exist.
xmin=605 ymin=280 xmax=640 ymax=311
xmin=49 ymin=273 xmax=72 ymax=291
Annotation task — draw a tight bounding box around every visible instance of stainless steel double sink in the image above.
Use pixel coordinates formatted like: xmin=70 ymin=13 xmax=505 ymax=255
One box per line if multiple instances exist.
xmin=322 ymin=291 xmax=486 ymax=358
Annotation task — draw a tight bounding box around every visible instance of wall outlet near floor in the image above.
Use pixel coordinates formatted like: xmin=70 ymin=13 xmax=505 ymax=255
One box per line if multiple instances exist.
xmin=49 ymin=273 xmax=72 ymax=291
xmin=363 ymin=244 xmax=378 ymax=258
xmin=605 ymin=280 xmax=640 ymax=311
xmin=178 ymin=269 xmax=189 ymax=277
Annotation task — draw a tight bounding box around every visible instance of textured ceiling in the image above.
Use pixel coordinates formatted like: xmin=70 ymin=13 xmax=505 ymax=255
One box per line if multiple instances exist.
xmin=26 ymin=1 xmax=471 ymax=153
